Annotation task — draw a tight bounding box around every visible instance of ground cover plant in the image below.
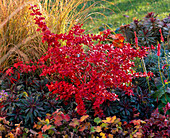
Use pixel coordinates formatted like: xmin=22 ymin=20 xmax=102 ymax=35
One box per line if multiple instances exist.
xmin=0 ymin=1 xmax=170 ymax=138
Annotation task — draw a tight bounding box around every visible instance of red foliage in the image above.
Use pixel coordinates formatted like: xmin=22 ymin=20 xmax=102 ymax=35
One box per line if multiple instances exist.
xmin=110 ymin=34 xmax=125 ymax=48
xmin=157 ymin=43 xmax=161 ymax=56
xmin=7 ymin=5 xmax=153 ymax=117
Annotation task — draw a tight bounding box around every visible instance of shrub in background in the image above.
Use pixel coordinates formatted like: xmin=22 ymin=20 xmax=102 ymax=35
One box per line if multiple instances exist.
xmin=119 ymin=12 xmax=170 ymax=116
xmin=120 ymin=12 xmax=170 ymax=48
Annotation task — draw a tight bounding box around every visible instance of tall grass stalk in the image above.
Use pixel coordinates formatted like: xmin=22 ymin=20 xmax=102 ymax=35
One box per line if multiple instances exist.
xmin=141 ymin=58 xmax=151 ymax=93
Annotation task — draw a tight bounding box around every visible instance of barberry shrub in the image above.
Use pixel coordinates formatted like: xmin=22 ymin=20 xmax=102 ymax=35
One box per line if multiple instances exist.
xmin=10 ymin=5 xmax=151 ymax=117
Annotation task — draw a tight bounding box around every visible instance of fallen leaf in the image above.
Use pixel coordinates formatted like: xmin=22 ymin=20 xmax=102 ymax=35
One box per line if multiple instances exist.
xmin=69 ymin=118 xmax=79 ymax=128
xmin=79 ymin=125 xmax=86 ymax=132
xmin=133 ymin=17 xmax=136 ymax=20
xmin=100 ymin=132 xmax=106 ymax=138
xmin=108 ymin=134 xmax=113 ymax=138
xmin=94 ymin=117 xmax=102 ymax=125
xmin=64 ymin=114 xmax=70 ymax=122
xmin=80 ymin=115 xmax=89 ymax=122
xmin=42 ymin=125 xmax=51 ymax=132
xmin=95 ymin=126 xmax=102 ymax=132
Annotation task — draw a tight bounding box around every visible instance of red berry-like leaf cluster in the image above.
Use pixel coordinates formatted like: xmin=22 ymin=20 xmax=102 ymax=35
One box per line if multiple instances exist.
xmin=8 ymin=5 xmax=153 ymax=117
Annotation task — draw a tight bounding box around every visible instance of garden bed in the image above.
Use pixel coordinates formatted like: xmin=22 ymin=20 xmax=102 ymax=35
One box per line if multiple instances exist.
xmin=0 ymin=2 xmax=170 ymax=138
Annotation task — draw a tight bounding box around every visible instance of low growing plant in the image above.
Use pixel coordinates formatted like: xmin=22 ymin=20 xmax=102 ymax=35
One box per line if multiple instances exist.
xmin=141 ymin=107 xmax=170 ymax=137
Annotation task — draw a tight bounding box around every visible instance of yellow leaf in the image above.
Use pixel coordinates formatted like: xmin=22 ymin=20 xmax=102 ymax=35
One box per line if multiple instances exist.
xmin=91 ymin=134 xmax=95 ymax=138
xmin=108 ymin=134 xmax=113 ymax=138
xmin=111 ymin=116 xmax=116 ymax=123
xmin=123 ymin=131 xmax=128 ymax=136
xmin=63 ymin=134 xmax=69 ymax=138
xmin=130 ymin=134 xmax=133 ymax=138
xmin=102 ymin=116 xmax=116 ymax=123
xmin=112 ymin=128 xmax=118 ymax=134
xmin=0 ymin=125 xmax=5 ymax=131
xmin=100 ymin=132 xmax=106 ymax=138
xmin=141 ymin=120 xmax=146 ymax=124
xmin=107 ymin=2 xmax=114 ymax=5
xmin=23 ymin=91 xmax=28 ymax=97
xmin=46 ymin=113 xmax=51 ymax=116
xmin=165 ymin=81 xmax=170 ymax=85
xmin=102 ymin=117 xmax=111 ymax=123
xmin=118 ymin=121 xmax=122 ymax=126
xmin=9 ymin=132 xmax=14 ymax=138
xmin=45 ymin=119 xmax=49 ymax=124
xmin=80 ymin=115 xmax=89 ymax=122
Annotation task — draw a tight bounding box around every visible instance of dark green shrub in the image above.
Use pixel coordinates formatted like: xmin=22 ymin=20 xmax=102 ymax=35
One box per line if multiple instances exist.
xmin=120 ymin=12 xmax=170 ymax=48
xmin=0 ymin=69 xmax=60 ymax=128
xmin=101 ymin=88 xmax=155 ymax=123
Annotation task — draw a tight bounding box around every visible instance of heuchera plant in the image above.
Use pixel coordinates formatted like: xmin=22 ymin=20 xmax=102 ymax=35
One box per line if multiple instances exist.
xmin=7 ymin=5 xmax=152 ymax=117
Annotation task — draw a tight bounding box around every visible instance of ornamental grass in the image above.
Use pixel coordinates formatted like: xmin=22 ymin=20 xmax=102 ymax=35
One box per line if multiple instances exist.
xmin=0 ymin=0 xmax=97 ymax=71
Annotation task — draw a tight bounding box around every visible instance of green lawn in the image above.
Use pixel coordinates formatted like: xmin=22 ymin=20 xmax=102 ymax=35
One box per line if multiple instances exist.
xmin=79 ymin=0 xmax=170 ymax=34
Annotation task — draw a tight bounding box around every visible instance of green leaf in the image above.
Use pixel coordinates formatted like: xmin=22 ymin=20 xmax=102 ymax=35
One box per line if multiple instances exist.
xmin=90 ymin=126 xmax=96 ymax=133
xmin=158 ymin=103 xmax=165 ymax=110
xmin=100 ymin=123 xmax=109 ymax=128
xmin=94 ymin=117 xmax=102 ymax=125
xmin=25 ymin=108 xmax=30 ymax=113
xmin=99 ymin=27 xmax=105 ymax=31
xmin=166 ymin=94 xmax=170 ymax=101
xmin=151 ymin=88 xmax=165 ymax=100
xmin=161 ymin=95 xmax=167 ymax=104
xmin=42 ymin=134 xmax=50 ymax=138
xmin=73 ymin=128 xmax=78 ymax=132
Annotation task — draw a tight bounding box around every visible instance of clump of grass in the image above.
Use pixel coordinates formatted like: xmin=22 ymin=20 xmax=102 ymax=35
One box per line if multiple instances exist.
xmin=0 ymin=0 xmax=39 ymax=71
xmin=0 ymin=0 xmax=97 ymax=71
xmin=40 ymin=0 xmax=97 ymax=34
